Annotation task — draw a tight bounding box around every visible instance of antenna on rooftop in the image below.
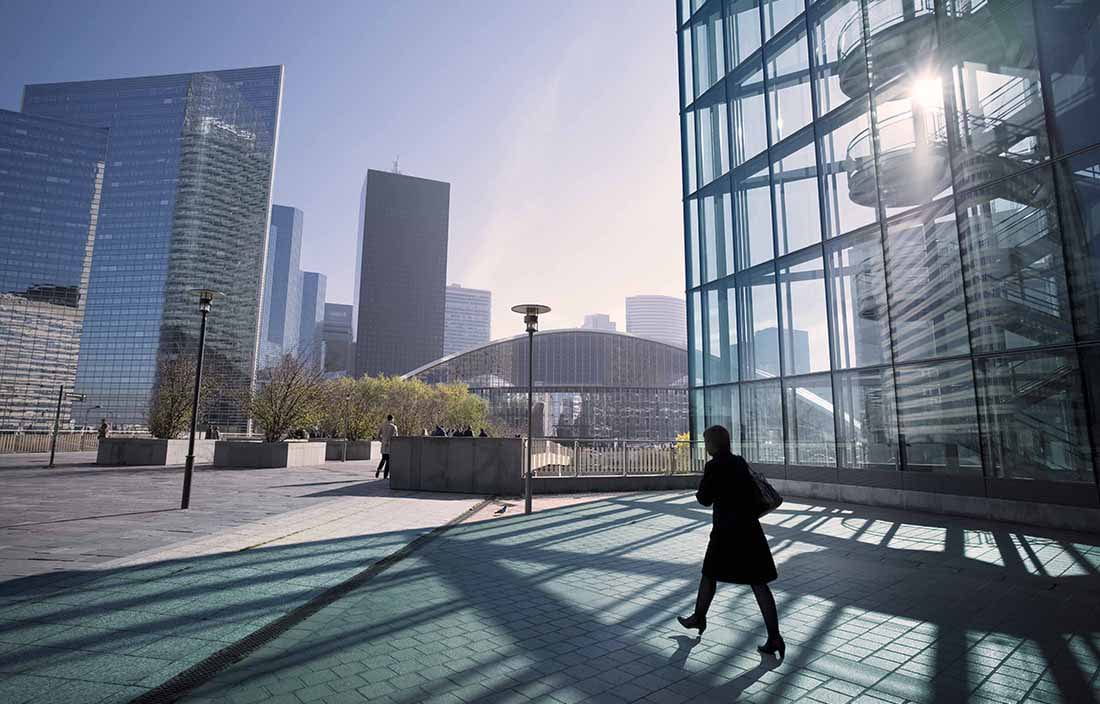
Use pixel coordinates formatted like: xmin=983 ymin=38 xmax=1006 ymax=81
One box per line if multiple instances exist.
xmin=392 ymin=156 xmax=402 ymax=175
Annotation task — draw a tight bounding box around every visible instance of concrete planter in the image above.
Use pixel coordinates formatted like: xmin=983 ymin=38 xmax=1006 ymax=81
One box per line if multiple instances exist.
xmin=317 ymin=440 xmax=377 ymax=461
xmin=96 ymin=438 xmax=216 ymax=466
xmin=389 ymin=437 xmax=523 ymax=494
xmin=213 ymin=440 xmax=327 ymax=468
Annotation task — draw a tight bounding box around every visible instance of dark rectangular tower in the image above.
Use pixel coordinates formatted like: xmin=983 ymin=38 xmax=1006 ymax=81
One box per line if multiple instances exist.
xmin=354 ymin=169 xmax=449 ymax=377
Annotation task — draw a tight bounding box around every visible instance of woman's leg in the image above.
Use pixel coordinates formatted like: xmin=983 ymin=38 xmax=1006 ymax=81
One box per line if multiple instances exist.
xmin=693 ymin=575 xmax=717 ymax=618
xmin=750 ymin=583 xmax=781 ymax=642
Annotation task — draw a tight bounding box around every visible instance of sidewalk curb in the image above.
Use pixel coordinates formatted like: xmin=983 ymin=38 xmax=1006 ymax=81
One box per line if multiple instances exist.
xmin=129 ymin=496 xmax=495 ymax=704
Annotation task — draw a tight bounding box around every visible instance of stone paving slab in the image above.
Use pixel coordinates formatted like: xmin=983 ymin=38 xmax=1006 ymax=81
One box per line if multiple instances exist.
xmin=0 ymin=455 xmax=486 ymax=703
xmin=176 ymin=493 xmax=1100 ymax=704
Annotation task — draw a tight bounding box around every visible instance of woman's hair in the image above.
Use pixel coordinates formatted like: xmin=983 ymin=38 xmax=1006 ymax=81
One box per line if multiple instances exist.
xmin=703 ymin=425 xmax=731 ymax=450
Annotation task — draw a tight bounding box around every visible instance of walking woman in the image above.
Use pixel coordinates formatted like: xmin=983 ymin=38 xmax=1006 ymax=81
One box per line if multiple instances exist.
xmin=677 ymin=425 xmax=785 ymax=659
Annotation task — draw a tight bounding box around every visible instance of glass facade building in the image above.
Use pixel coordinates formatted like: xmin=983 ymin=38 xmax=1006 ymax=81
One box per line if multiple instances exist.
xmin=679 ymin=0 xmax=1100 ymax=506
xmin=444 ymin=284 xmax=492 ymax=357
xmin=260 ymin=204 xmax=303 ymax=365
xmin=298 ymin=271 xmax=327 ymax=364
xmin=626 ymin=295 xmax=689 ymax=348
xmin=407 ymin=329 xmax=689 ymax=440
xmin=22 ymin=66 xmax=283 ymax=430
xmin=0 ymin=110 xmax=106 ymax=429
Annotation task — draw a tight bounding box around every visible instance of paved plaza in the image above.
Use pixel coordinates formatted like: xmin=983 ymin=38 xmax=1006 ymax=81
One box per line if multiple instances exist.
xmin=0 ymin=455 xmax=1098 ymax=703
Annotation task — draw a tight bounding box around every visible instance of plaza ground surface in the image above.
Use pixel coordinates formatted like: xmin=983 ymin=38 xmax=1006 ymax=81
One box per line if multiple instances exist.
xmin=0 ymin=454 xmax=1098 ymax=703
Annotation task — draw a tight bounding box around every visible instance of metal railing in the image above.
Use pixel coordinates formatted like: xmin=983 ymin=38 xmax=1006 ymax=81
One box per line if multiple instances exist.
xmin=0 ymin=429 xmax=149 ymax=455
xmin=525 ymin=438 xmax=706 ymax=478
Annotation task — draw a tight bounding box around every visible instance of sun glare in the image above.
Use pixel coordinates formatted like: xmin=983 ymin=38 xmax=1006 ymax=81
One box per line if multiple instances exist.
xmin=911 ymin=76 xmax=943 ymax=110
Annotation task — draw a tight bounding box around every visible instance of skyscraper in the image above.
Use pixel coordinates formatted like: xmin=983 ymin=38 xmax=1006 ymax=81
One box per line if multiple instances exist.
xmin=581 ymin=314 xmax=617 ymax=331
xmin=678 ymin=0 xmax=1100 ymax=516
xmin=625 ymin=295 xmax=687 ymax=348
xmin=354 ymin=169 xmax=449 ymax=377
xmin=0 ymin=110 xmax=107 ymax=429
xmin=259 ymin=205 xmax=303 ymax=365
xmin=444 ymin=284 xmax=491 ymax=356
xmin=322 ymin=303 xmax=354 ymax=376
xmin=299 ymin=272 xmax=327 ymax=364
xmin=22 ymin=66 xmax=283 ymax=429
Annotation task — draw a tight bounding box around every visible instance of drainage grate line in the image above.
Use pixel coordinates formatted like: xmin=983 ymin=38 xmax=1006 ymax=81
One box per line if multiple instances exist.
xmin=129 ymin=496 xmax=494 ymax=704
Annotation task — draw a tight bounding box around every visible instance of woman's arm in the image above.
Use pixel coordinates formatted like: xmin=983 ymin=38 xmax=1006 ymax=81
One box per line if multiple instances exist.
xmin=696 ymin=462 xmax=716 ymax=507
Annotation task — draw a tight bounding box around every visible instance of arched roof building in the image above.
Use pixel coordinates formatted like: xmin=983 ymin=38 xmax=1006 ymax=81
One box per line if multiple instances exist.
xmin=404 ymin=329 xmax=688 ymax=440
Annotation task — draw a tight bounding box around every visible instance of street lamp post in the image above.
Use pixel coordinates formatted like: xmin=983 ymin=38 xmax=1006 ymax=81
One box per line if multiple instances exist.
xmin=511 ymin=304 xmax=550 ymax=515
xmin=80 ymin=404 xmax=101 ymax=450
xmin=48 ymin=387 xmax=85 ymax=467
xmin=181 ymin=289 xmax=223 ymax=510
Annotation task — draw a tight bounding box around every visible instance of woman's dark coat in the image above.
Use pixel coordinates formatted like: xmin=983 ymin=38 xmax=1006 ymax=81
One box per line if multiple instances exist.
xmin=696 ymin=452 xmax=777 ymax=584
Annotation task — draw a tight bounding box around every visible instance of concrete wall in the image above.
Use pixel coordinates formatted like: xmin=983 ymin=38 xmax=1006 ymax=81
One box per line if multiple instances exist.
xmin=213 ymin=441 xmax=326 ymax=468
xmin=96 ymin=438 xmax=215 ymax=466
xmin=318 ymin=440 xmax=377 ymax=461
xmin=388 ymin=437 xmax=523 ymax=495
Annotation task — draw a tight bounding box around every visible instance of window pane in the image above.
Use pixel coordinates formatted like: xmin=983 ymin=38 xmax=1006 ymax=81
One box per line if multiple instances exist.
xmin=1035 ymin=1 xmax=1100 ymax=156
xmin=883 ymin=200 xmax=971 ymax=362
xmin=726 ymin=0 xmax=763 ymax=69
xmin=691 ymin=388 xmax=705 ymax=440
xmin=689 ymin=289 xmax=703 ymax=386
xmin=778 ymin=247 xmax=830 ymax=375
xmin=819 ymin=102 xmax=878 ymax=238
xmin=835 ymin=367 xmax=898 ymax=471
xmin=811 ymin=0 xmax=864 ymax=117
xmin=693 ymin=3 xmax=727 ymax=98
xmin=826 ymin=226 xmax=891 ymax=369
xmin=766 ymin=28 xmax=813 ymax=143
xmin=743 ymin=379 xmax=784 ymax=464
xmin=729 ymin=68 xmax=769 ymax=169
xmin=895 ymin=360 xmax=982 ymax=474
xmin=738 ymin=265 xmax=780 ymax=379
xmin=944 ymin=0 xmax=1049 ymax=185
xmin=704 ymin=282 xmax=738 ymax=385
xmin=785 ymin=373 xmax=836 ymax=466
xmin=733 ymin=161 xmax=775 ymax=268
xmin=957 ymin=166 xmax=1074 ymax=352
xmin=975 ymin=350 xmax=1093 ymax=481
xmin=1057 ymin=148 xmax=1100 ymax=342
xmin=681 ymin=28 xmax=695 ymax=108
xmin=1081 ymin=345 xmax=1100 ymax=483
xmin=773 ymin=137 xmax=822 ymax=255
xmin=705 ymin=383 xmax=740 ymax=449
xmin=762 ymin=0 xmax=803 ymax=42
xmin=682 ymin=111 xmax=698 ymax=195
xmin=700 ymin=191 xmax=734 ymax=284
xmin=698 ymin=98 xmax=730 ymax=186
xmin=686 ymin=198 xmax=700 ymax=288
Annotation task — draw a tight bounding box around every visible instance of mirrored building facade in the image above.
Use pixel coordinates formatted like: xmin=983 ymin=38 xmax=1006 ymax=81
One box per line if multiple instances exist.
xmin=23 ymin=66 xmax=283 ymax=430
xmin=679 ymin=0 xmax=1100 ymax=507
xmin=406 ymin=330 xmax=689 ymax=440
xmin=0 ymin=110 xmax=106 ymax=429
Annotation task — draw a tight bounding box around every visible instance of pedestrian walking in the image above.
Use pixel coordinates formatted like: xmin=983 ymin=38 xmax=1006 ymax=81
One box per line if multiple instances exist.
xmin=677 ymin=425 xmax=785 ymax=660
xmin=376 ymin=414 xmax=399 ymax=479
xmin=97 ymin=418 xmax=109 ymax=440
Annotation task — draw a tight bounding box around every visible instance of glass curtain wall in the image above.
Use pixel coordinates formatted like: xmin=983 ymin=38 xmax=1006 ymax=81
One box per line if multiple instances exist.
xmin=679 ymin=0 xmax=1100 ymax=494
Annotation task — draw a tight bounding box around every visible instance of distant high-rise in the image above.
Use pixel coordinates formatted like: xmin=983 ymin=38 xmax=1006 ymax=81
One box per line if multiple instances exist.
xmin=354 ymin=169 xmax=449 ymax=377
xmin=323 ymin=303 xmax=354 ymax=375
xmin=259 ymin=205 xmax=303 ymax=365
xmin=299 ymin=272 xmax=327 ymax=363
xmin=626 ymin=295 xmax=687 ymax=348
xmin=23 ymin=66 xmax=283 ymax=429
xmin=444 ymin=284 xmax=491 ymax=356
xmin=0 ymin=110 xmax=107 ymax=429
xmin=581 ymin=314 xmax=617 ymax=331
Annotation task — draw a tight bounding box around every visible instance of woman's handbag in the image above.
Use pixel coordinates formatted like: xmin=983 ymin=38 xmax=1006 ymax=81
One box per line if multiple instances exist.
xmin=750 ymin=467 xmax=783 ymax=517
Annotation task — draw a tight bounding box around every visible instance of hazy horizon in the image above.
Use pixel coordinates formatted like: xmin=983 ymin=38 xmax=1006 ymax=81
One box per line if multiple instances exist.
xmin=0 ymin=0 xmax=684 ymax=340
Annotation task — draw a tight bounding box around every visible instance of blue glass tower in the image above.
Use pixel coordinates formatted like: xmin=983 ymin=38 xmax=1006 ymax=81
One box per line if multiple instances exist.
xmin=260 ymin=204 xmax=303 ymax=365
xmin=0 ymin=110 xmax=107 ymax=429
xmin=679 ymin=0 xmax=1100 ymax=520
xmin=22 ymin=66 xmax=283 ymax=429
xmin=298 ymin=271 xmax=327 ymax=364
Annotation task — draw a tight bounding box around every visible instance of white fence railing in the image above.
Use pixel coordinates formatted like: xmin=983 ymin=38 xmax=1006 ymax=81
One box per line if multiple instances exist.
xmin=526 ymin=438 xmax=706 ymax=478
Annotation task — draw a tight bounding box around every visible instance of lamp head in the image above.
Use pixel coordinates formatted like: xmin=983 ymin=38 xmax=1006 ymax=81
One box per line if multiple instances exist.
xmin=190 ymin=288 xmax=224 ymax=313
xmin=511 ymin=303 xmax=551 ymax=334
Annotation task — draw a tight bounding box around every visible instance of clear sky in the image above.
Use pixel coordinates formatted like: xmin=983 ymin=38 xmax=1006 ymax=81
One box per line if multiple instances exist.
xmin=0 ymin=0 xmax=684 ymax=339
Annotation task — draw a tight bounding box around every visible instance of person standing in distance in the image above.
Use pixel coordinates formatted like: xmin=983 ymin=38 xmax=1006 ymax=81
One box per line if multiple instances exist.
xmin=375 ymin=414 xmax=399 ymax=479
xmin=677 ymin=425 xmax=784 ymax=659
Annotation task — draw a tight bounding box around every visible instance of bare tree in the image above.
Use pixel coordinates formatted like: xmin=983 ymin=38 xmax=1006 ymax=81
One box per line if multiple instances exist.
xmin=242 ymin=353 xmax=325 ymax=442
xmin=147 ymin=357 xmax=220 ymax=439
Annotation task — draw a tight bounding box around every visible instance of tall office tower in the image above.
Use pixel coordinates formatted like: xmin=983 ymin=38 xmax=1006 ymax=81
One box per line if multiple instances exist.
xmin=443 ymin=284 xmax=491 ymax=356
xmin=23 ymin=66 xmax=283 ymax=429
xmin=259 ymin=205 xmax=303 ymax=365
xmin=298 ymin=271 xmax=327 ymax=363
xmin=354 ymin=169 xmax=449 ymax=377
xmin=322 ymin=303 xmax=354 ymax=375
xmin=625 ymin=295 xmax=687 ymax=348
xmin=581 ymin=314 xmax=617 ymax=331
xmin=0 ymin=110 xmax=107 ymax=429
xmin=678 ymin=0 xmax=1100 ymax=519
